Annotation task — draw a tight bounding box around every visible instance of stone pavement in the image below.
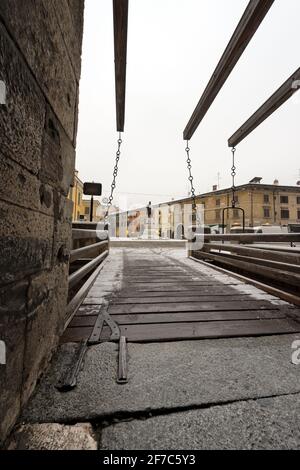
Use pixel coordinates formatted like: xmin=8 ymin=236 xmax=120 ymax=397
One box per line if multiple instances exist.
xmin=8 ymin=248 xmax=300 ymax=450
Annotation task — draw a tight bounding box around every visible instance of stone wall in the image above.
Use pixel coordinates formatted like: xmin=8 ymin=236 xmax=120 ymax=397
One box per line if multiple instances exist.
xmin=0 ymin=0 xmax=85 ymax=445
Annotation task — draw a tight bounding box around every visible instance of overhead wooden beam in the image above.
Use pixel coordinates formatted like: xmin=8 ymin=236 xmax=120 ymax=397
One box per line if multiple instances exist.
xmin=183 ymin=0 xmax=274 ymax=141
xmin=113 ymin=0 xmax=129 ymax=132
xmin=228 ymin=67 xmax=300 ymax=147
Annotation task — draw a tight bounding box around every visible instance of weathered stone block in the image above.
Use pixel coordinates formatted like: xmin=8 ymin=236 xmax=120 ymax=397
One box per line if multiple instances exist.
xmin=0 ymin=280 xmax=28 ymax=316
xmin=68 ymin=0 xmax=85 ymax=49
xmin=0 ymin=152 xmax=53 ymax=216
xmin=41 ymin=107 xmax=76 ymax=196
xmin=53 ymin=193 xmax=72 ymax=262
xmin=52 ymin=0 xmax=84 ymax=81
xmin=0 ymin=200 xmax=54 ymax=285
xmin=22 ymin=293 xmax=58 ymax=406
xmin=0 ymin=237 xmax=51 ymax=287
xmin=0 ymin=23 xmax=45 ymax=174
xmin=0 ymin=0 xmax=77 ymax=141
xmin=0 ymin=315 xmax=26 ymax=446
xmin=53 ymin=263 xmax=70 ymax=331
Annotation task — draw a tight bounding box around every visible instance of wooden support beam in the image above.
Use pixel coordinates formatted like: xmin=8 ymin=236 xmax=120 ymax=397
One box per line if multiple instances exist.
xmin=113 ymin=0 xmax=129 ymax=132
xmin=68 ymin=250 xmax=109 ymax=289
xmin=183 ymin=0 xmax=274 ymax=141
xmin=70 ymin=240 xmax=108 ymax=263
xmin=228 ymin=67 xmax=300 ymax=147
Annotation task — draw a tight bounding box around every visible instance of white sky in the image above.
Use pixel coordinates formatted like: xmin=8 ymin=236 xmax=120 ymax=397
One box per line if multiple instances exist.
xmin=76 ymin=0 xmax=300 ymax=210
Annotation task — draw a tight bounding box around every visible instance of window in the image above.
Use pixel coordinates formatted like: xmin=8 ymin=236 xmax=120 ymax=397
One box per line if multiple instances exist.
xmin=263 ymin=194 xmax=269 ymax=204
xmin=77 ymin=192 xmax=81 ymax=205
xmin=263 ymin=207 xmax=271 ymax=218
xmin=298 ymin=210 xmax=300 ymax=220
xmin=280 ymin=195 xmax=288 ymax=204
xmin=215 ymin=209 xmax=221 ymax=221
xmin=84 ymin=207 xmax=89 ymax=215
xmin=297 ymin=196 xmax=300 ymax=205
xmin=233 ymin=209 xmax=240 ymax=219
xmin=281 ymin=209 xmax=290 ymax=219
xmin=216 ymin=199 xmax=221 ymax=207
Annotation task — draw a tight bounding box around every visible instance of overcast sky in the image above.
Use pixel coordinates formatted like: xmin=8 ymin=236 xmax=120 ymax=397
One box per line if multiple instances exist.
xmin=76 ymin=0 xmax=300 ymax=210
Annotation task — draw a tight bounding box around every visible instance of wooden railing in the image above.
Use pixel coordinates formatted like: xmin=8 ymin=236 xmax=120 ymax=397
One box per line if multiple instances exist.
xmin=190 ymin=233 xmax=300 ymax=293
xmin=66 ymin=223 xmax=109 ymax=327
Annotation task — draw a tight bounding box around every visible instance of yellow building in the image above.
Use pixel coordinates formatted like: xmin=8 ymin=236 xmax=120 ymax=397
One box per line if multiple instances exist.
xmin=196 ymin=180 xmax=300 ymax=229
xmin=68 ymin=170 xmax=85 ymax=221
xmin=68 ymin=170 xmax=103 ymax=222
xmin=81 ymin=199 xmax=102 ymax=222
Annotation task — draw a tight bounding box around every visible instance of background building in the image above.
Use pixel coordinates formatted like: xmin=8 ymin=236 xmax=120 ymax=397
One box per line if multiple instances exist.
xmin=197 ymin=179 xmax=300 ymax=230
xmin=114 ymin=179 xmax=300 ymax=238
xmin=68 ymin=170 xmax=103 ymax=222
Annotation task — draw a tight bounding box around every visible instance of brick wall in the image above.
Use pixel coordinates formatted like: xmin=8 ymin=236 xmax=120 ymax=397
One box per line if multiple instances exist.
xmin=0 ymin=0 xmax=85 ymax=444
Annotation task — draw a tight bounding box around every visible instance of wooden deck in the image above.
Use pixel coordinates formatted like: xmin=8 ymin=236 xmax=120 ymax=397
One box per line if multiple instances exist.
xmin=61 ymin=249 xmax=300 ymax=344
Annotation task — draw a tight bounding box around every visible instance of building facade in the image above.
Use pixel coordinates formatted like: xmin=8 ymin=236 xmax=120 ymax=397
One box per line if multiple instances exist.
xmin=113 ymin=181 xmax=300 ymax=238
xmin=68 ymin=170 xmax=85 ymax=221
xmin=197 ymin=182 xmax=300 ymax=229
xmin=68 ymin=170 xmax=103 ymax=222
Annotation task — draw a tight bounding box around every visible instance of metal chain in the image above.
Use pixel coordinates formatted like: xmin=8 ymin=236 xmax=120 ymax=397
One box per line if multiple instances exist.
xmin=104 ymin=132 xmax=123 ymax=224
xmin=185 ymin=141 xmax=198 ymax=224
xmin=231 ymin=146 xmax=236 ymax=208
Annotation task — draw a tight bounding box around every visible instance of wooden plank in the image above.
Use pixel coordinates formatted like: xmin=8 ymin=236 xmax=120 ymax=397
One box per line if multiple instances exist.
xmin=117 ymin=286 xmax=246 ymax=301
xmin=190 ymin=255 xmax=300 ymax=308
xmin=228 ymin=67 xmax=300 ymax=147
xmin=204 ymin=248 xmax=300 ymax=274
xmin=69 ymin=315 xmax=98 ymax=328
xmin=125 ymin=280 xmax=230 ymax=286
xmin=205 ymin=243 xmax=300 ymax=265
xmin=117 ymin=336 xmax=128 ymax=384
xmin=121 ymin=283 xmax=240 ymax=292
xmin=124 ymin=277 xmax=202 ymax=282
xmin=124 ymin=278 xmax=209 ymax=284
xmin=108 ymin=300 xmax=279 ymax=315
xmin=60 ymin=326 xmax=93 ymax=344
xmin=112 ymin=310 xmax=286 ymax=325
xmin=111 ymin=294 xmax=251 ymax=304
xmin=119 ymin=318 xmax=300 ymax=343
xmin=72 ymin=229 xmax=108 ymax=241
xmin=113 ymin=0 xmax=129 ymax=131
xmin=68 ymin=250 xmax=108 ymax=289
xmin=192 ymin=250 xmax=300 ymax=288
xmin=204 ymin=233 xmax=300 ymax=243
xmin=183 ymin=0 xmax=274 ymax=140
xmin=65 ymin=259 xmax=108 ymax=329
xmin=77 ymin=305 xmax=105 ymax=316
xmin=250 ymin=244 xmax=300 ymax=254
xmin=70 ymin=240 xmax=108 ymax=263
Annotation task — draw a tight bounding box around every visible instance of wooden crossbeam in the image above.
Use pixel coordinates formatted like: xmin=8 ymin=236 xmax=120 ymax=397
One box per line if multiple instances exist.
xmin=228 ymin=67 xmax=300 ymax=147
xmin=183 ymin=0 xmax=274 ymax=141
xmin=113 ymin=0 xmax=129 ymax=132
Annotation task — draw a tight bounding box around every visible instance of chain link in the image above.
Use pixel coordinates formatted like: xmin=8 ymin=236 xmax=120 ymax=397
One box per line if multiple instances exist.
xmin=231 ymin=146 xmax=236 ymax=207
xmin=185 ymin=141 xmax=198 ymax=224
xmin=104 ymin=132 xmax=123 ymax=224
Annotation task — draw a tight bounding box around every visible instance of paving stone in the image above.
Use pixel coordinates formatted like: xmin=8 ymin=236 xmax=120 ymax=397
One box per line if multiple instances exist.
xmin=101 ymin=393 xmax=300 ymax=450
xmin=10 ymin=423 xmax=97 ymax=450
xmin=22 ymin=334 xmax=300 ymax=424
